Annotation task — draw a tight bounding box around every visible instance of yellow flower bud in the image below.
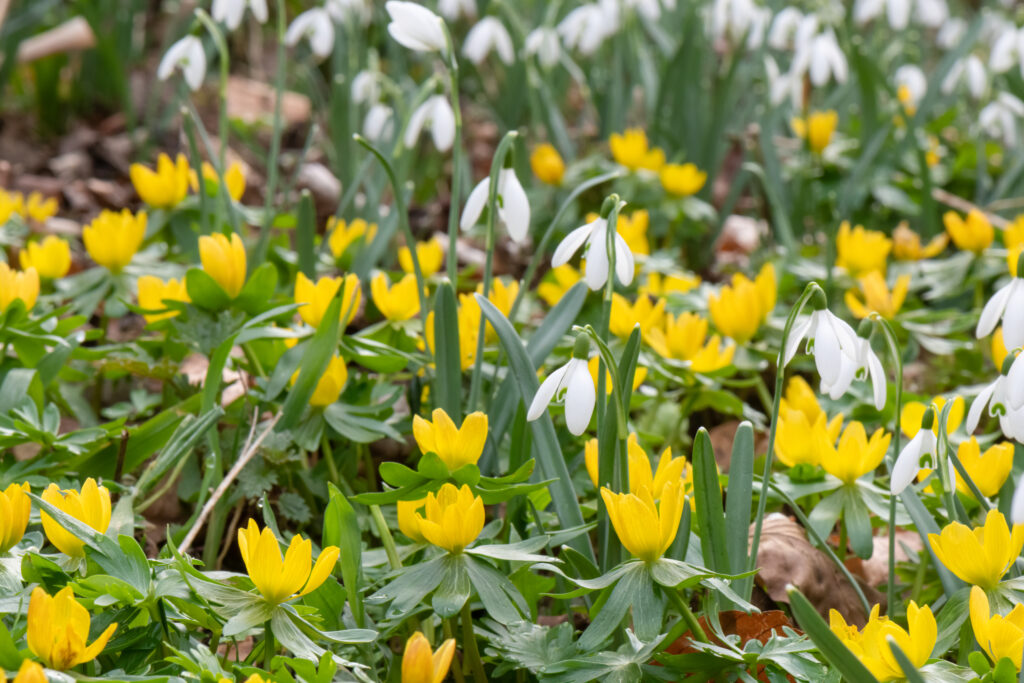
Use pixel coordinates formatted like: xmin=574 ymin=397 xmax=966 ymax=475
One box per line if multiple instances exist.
xmin=294 ymin=272 xmax=361 ymax=328
xmin=401 ymin=632 xmax=456 ymax=683
xmin=944 ymin=209 xmax=994 ymax=254
xmin=0 ymin=263 xmax=39 ymax=312
xmin=137 ymin=275 xmax=189 ymax=323
xmin=327 ymin=217 xmax=377 ymax=259
xmin=83 ymin=209 xmax=147 ymax=273
xmin=130 ymin=153 xmax=190 ymax=208
xmin=19 ymin=235 xmax=70 ymax=279
xmin=0 ymin=482 xmax=30 ymax=554
xmin=660 ymin=162 xmax=707 ymax=197
xmin=399 ymin=237 xmax=444 ymax=278
xmin=40 ymin=478 xmax=112 ymax=558
xmin=191 ymin=161 xmax=247 ymax=201
xmin=791 ymin=110 xmax=838 ymax=155
xmin=970 ymin=585 xmax=1024 ymax=669
xmin=530 ymin=143 xmax=565 ymax=186
xmin=370 ymin=272 xmax=420 ymax=321
xmin=609 ymin=128 xmax=665 ymax=172
xmin=415 ymin=483 xmax=485 ymax=553
xmin=412 ymin=409 xmax=487 ymax=471
xmin=601 ymin=481 xmax=686 ymax=563
xmin=199 ymin=232 xmax=247 ymax=298
xmin=830 ymin=602 xmax=935 ymax=681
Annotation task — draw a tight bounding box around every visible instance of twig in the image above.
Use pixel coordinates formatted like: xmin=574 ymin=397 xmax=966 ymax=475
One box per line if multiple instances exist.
xmin=179 ymin=410 xmax=282 ymax=555
xmin=931 ymin=187 xmax=1011 ymax=228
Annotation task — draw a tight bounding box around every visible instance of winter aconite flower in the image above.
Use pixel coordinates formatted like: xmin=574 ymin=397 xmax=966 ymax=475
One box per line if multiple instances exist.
xmin=928 ymin=510 xmax=1024 ymax=589
xmin=307 ymin=355 xmax=348 ymax=407
xmin=461 ymin=166 xmax=531 ymax=243
xmin=819 ymin=421 xmax=891 ymax=485
xmin=0 ymin=264 xmax=39 ymax=312
xmin=970 ymin=586 xmax=1024 ymax=669
xmin=660 ymin=162 xmax=707 ymax=197
xmin=775 ymin=408 xmax=843 ymax=469
xmin=0 ymin=482 xmax=30 ymax=554
xmin=530 ymin=143 xmax=565 ymax=185
xmin=192 ymin=161 xmax=247 ymax=201
xmin=829 ymin=603 xmax=936 ymax=682
xmin=399 ymin=237 xmax=444 ymax=278
xmin=601 ymin=480 xmax=687 ymax=563
xmin=5 ymin=659 xmax=46 ymax=683
xmin=791 ymin=110 xmax=837 ymax=155
xmin=609 ymin=129 xmax=665 ymax=172
xmin=83 ymin=209 xmax=147 ymax=274
xmin=130 ymin=153 xmax=189 ymax=209
xmin=415 ymin=484 xmax=485 ymax=553
xmin=19 ymin=235 xmax=70 ymax=279
xmin=610 ymin=294 xmax=665 ymax=339
xmin=137 ymin=275 xmax=189 ymax=323
xmin=158 ymin=35 xmax=206 ymax=91
xmin=944 ymin=209 xmax=994 ymax=254
xmin=371 ymin=273 xmax=420 ymax=321
xmin=893 ymin=222 xmax=947 ymax=261
xmin=328 ymin=217 xmax=377 ymax=260
xmin=845 ymin=272 xmax=910 ymax=319
xmin=835 ymin=221 xmax=891 ymax=276
xmin=707 ymin=263 xmax=777 ymax=343
xmin=41 ymin=478 xmax=111 ymax=558
xmin=27 ymin=586 xmax=117 ymax=670
xmin=642 ymin=271 xmax=700 ymax=297
xmin=646 ymin=312 xmax=736 ymax=373
xmin=199 ymin=232 xmax=247 ymax=299
xmin=237 ymin=519 xmax=340 ymax=604
xmin=402 ymin=632 xmax=456 ymax=683
xmin=552 ymin=210 xmax=635 ymax=290
xmin=295 ymin=272 xmax=361 ymax=328
xmin=528 ymin=337 xmax=597 ymax=436
xmin=954 ymin=437 xmax=1014 ymax=498
xmin=413 ymin=409 xmax=487 ymax=471
xmin=386 ymin=1 xmax=448 ymax=54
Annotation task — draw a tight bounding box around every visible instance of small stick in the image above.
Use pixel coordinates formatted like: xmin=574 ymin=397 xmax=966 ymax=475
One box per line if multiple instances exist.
xmin=931 ymin=187 xmax=1011 ymax=229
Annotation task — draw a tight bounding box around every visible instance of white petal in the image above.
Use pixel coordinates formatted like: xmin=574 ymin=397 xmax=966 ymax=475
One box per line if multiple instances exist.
xmin=250 ymin=0 xmax=269 ymax=24
xmin=527 ymin=365 xmax=568 ymax=421
xmin=1002 ymin=281 xmax=1024 ymax=350
xmin=813 ymin=316 xmax=842 ymax=387
xmin=183 ymin=44 xmax=207 ymax=90
xmin=404 ymin=100 xmax=431 ymax=148
xmin=583 ymin=228 xmax=610 ymax=290
xmin=1008 ymin=354 xmax=1024 ymax=410
xmin=386 ymin=1 xmax=448 ymax=53
xmin=976 ymin=281 xmax=1014 ymax=339
xmin=866 ymin=343 xmax=887 ymax=410
xmin=564 ymin=360 xmax=596 ymax=435
xmin=1012 ymin=472 xmax=1024 ymax=525
xmin=498 ymin=169 xmax=530 ymax=243
xmin=887 ymin=0 xmax=911 ymax=30
xmin=429 ymin=96 xmax=456 ymax=152
xmin=551 ymin=223 xmax=595 ymax=267
xmin=612 ymin=232 xmax=634 ymax=286
xmin=783 ymin=316 xmax=814 ymax=367
xmin=966 ymin=379 xmax=998 ymax=434
xmin=891 ymin=432 xmax=924 ymax=494
xmin=460 ymin=177 xmax=491 ymax=232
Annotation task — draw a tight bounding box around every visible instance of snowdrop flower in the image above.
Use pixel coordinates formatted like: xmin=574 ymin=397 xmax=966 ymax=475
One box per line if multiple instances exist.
xmin=551 ymin=205 xmax=635 ymax=290
xmin=895 ymin=65 xmax=927 ymax=113
xmin=525 ymin=27 xmax=561 ymax=68
xmin=1007 ymin=353 xmax=1024 ymax=411
xmin=1013 ymin=472 xmax=1024 ymax=524
xmin=967 ymin=369 xmax=1024 ymax=443
xmin=937 ymin=17 xmax=966 ymax=49
xmin=854 ymin=336 xmax=888 ymax=411
xmin=212 ymin=0 xmax=268 ymax=31
xmin=764 ymin=57 xmax=799 ymax=107
xmin=460 ymin=167 xmax=530 ymax=243
xmin=624 ymin=0 xmax=665 ymax=21
xmin=783 ymin=309 xmax=863 ymax=402
xmin=890 ymin=418 xmax=938 ymax=494
xmin=386 ymin=1 xmax=448 ymax=55
xmin=941 ymin=55 xmax=987 ymax=100
xmin=404 ymin=94 xmax=456 ymax=152
xmin=710 ymin=0 xmax=769 ymax=48
xmin=558 ymin=3 xmax=617 ymax=56
xmin=363 ymin=104 xmax=393 ymax=142
xmin=326 ymin=0 xmax=372 ymax=25
xmin=285 ymin=8 xmax=334 ymax=60
xmin=438 ymin=0 xmax=476 ymax=21
xmin=977 ymin=266 xmax=1024 ymax=352
xmin=351 ymin=71 xmax=379 ymax=105
xmin=767 ymin=8 xmax=809 ymax=50
xmin=158 ymin=36 xmax=206 ymax=91
xmin=463 ymin=17 xmax=514 ymax=65
xmin=854 ymin=0 xmax=946 ymax=29
xmin=527 ymin=337 xmax=596 ymax=436
xmin=791 ymin=29 xmax=848 ymax=88
xmin=990 ymin=27 xmax=1024 ymax=75
xmin=979 ymin=92 xmax=1024 ymax=148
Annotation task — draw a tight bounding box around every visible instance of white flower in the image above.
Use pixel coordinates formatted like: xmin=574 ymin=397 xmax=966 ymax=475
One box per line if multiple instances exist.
xmin=791 ymin=29 xmax=848 ymax=87
xmin=977 ymin=273 xmax=1024 ymax=349
xmin=285 ymin=8 xmax=334 ymax=60
xmin=363 ymin=104 xmax=394 ymax=142
xmin=624 ymin=0 xmax=664 ymax=21
xmin=783 ymin=309 xmax=863 ymax=401
xmin=937 ymin=17 xmax=966 ymax=49
xmin=854 ymin=337 xmax=888 ymax=411
xmin=551 ymin=214 xmax=635 ymax=290
xmin=386 ymin=1 xmax=448 ymax=54
xmin=895 ymin=64 xmax=927 ymax=110
xmin=967 ymin=374 xmax=1024 ymax=443
xmin=1007 ymin=353 xmax=1024 ymax=410
xmin=460 ymin=168 xmax=531 ymax=243
xmin=767 ymin=7 xmax=808 ymax=50
xmin=558 ymin=3 xmax=617 ymax=56
xmin=525 ymin=27 xmax=561 ymax=68
xmin=158 ymin=36 xmax=207 ymax=91
xmin=404 ymin=94 xmax=456 ymax=152
xmin=325 ymin=0 xmax=371 ymax=25
xmin=212 ymin=0 xmax=268 ymax=31
xmin=990 ymin=27 xmax=1024 ymax=75
xmin=351 ymin=71 xmax=379 ymax=105
xmin=438 ymin=0 xmax=476 ymax=21
xmin=765 ymin=56 xmax=800 ymax=107
xmin=979 ymin=92 xmax=1024 ymax=146
xmin=463 ymin=17 xmax=514 ymax=65
xmin=942 ymin=55 xmax=987 ymax=100
xmin=710 ymin=0 xmax=769 ymax=48
xmin=1012 ymin=472 xmax=1024 ymax=524
xmin=890 ymin=427 xmax=937 ymax=494
xmin=854 ymin=0 xmax=946 ymax=29
xmin=527 ymin=357 xmax=596 ymax=436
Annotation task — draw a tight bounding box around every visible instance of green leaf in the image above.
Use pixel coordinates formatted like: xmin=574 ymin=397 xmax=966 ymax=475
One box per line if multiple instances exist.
xmin=433 ymin=281 xmax=462 ymax=418
xmin=432 ymin=554 xmax=472 ymax=618
xmin=323 ymin=484 xmax=364 ymax=627
xmin=296 ymin=190 xmax=316 ymax=279
xmin=464 ymin=555 xmax=528 ymax=625
xmin=787 ymin=588 xmax=879 ymax=683
xmin=135 ymin=408 xmax=224 ymax=494
xmin=185 ymin=268 xmax=231 ymax=310
xmin=235 ymin=262 xmax=280 ymax=315
xmin=279 ymin=294 xmax=342 ymax=430
xmin=888 ymin=640 xmax=927 ymax=683
xmin=843 ymin=488 xmax=874 ymax=560
xmin=692 ymin=428 xmax=728 ymax=574
xmin=369 ymin=555 xmax=447 ymax=619
xmin=379 ymin=462 xmax=427 ymax=488
xmin=577 ymin=564 xmax=644 ymax=651
xmin=726 ymin=421 xmax=754 ymax=597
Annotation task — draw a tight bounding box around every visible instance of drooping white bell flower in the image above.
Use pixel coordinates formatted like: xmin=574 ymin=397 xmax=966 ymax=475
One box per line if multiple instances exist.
xmin=854 ymin=0 xmax=911 ymax=30
xmin=158 ymin=36 xmax=207 ymax=91
xmin=790 ymin=29 xmax=848 ymax=87
xmin=1006 ymin=353 xmax=1024 ymax=411
xmin=978 ymin=270 xmax=1024 ymax=351
xmin=438 ymin=0 xmax=476 ymax=21
xmin=525 ymin=27 xmax=561 ymax=68
xmin=285 ymin=8 xmax=335 ymax=60
xmin=527 ymin=338 xmax=597 ymax=436
xmin=967 ymin=372 xmax=1024 ymax=443
xmin=894 ymin=64 xmax=927 ymax=111
xmin=460 ymin=168 xmax=531 ymax=243
xmin=326 ymin=0 xmax=372 ymax=26
xmin=854 ymin=337 xmax=888 ymax=411
xmin=624 ymin=0 xmax=664 ymax=21
xmin=766 ymin=7 xmax=808 ymax=50
xmin=979 ymin=92 xmax=1024 ymax=147
xmin=363 ymin=104 xmax=394 ymax=142
xmin=1012 ymin=472 xmax=1024 ymax=524
xmin=783 ymin=309 xmax=863 ymax=401
xmin=941 ymin=55 xmax=987 ymax=100
xmin=990 ymin=26 xmax=1024 ymax=75
xmin=351 ymin=71 xmax=380 ymax=105
xmin=212 ymin=0 xmax=268 ymax=31
xmin=551 ymin=211 xmax=635 ymax=291
xmin=890 ymin=426 xmax=937 ymax=494
xmin=463 ymin=17 xmax=515 ymax=65
xmin=385 ymin=1 xmax=448 ymax=54
xmin=404 ymin=94 xmax=456 ymax=152
xmin=557 ymin=3 xmax=617 ymax=56
xmin=764 ymin=57 xmax=799 ymax=107
xmin=937 ymin=17 xmax=966 ymax=49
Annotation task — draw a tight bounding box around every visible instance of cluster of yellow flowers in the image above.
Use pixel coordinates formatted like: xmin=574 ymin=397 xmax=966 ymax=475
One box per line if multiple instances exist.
xmin=791 ymin=110 xmax=838 ymax=155
xmin=0 ymin=188 xmax=58 ymax=225
xmin=707 ymin=262 xmax=777 ymax=344
xmin=608 ymin=128 xmax=708 ymax=197
xmin=584 ymin=432 xmax=694 ymax=501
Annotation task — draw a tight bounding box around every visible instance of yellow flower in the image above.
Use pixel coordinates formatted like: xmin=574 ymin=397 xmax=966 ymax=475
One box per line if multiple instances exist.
xmin=191 ymin=161 xmax=246 ymax=201
xmin=295 ymin=272 xmax=361 ymax=328
xmin=970 ymin=585 xmax=1024 ymax=670
xmin=689 ymin=335 xmax=737 ymax=373
xmin=5 ymin=660 xmax=47 ymax=683
xmin=944 ymin=209 xmax=994 ymax=254
xmin=399 ymin=237 xmax=444 ymax=278
xmin=0 ymin=190 xmax=20 ymax=224
xmin=642 ymin=271 xmax=700 ymax=297
xmin=646 ymin=311 xmax=707 ymax=360
xmin=775 ymin=408 xmax=843 ymax=468
xmin=586 ymin=436 xmax=692 ymax=499
xmin=926 ymin=136 xmax=942 ymax=167
xmin=836 ymin=221 xmax=891 ymax=276
xmin=83 ymin=209 xmax=147 ymax=274
xmin=305 ymin=355 xmax=348 ymax=407
xmin=328 ymin=217 xmax=377 ymax=259
xmin=601 ymin=481 xmax=686 ymax=563
xmin=1005 ymin=215 xmax=1024 ymax=251
xmin=402 ymin=631 xmax=456 ymax=683
xmin=900 ymin=396 xmax=963 ymax=438
xmin=413 ymin=409 xmax=487 ymax=471
xmin=660 ymin=163 xmax=707 ymax=197
xmin=845 ymin=271 xmax=910 ymax=319
xmin=897 ymin=84 xmax=917 ymax=116
xmin=820 ymin=421 xmax=891 ymax=485
xmin=473 ymin=277 xmax=519 ymax=335
xmin=538 ymin=264 xmax=581 ymax=306
xmin=610 ymin=294 xmax=665 ymax=339
xmin=0 ymin=264 xmax=39 ymax=312
xmin=993 ymin=327 xmax=1009 ymax=370
xmin=609 ymin=128 xmax=665 ymax=172
xmin=530 ymin=143 xmax=565 ymax=186
xmin=40 ymin=478 xmax=111 ymax=558
xmin=1011 ymin=247 xmax=1022 ymax=278
xmin=929 ymin=510 xmax=1024 ymax=588
xmin=779 ymin=375 xmax=824 ymax=425
xmin=27 ymin=586 xmax=117 ymax=670
xmin=23 ymin=192 xmax=58 ymax=223
xmin=830 ymin=602 xmax=935 ymax=682
xmin=130 ymin=153 xmax=190 ymax=208
xmin=707 ymin=263 xmax=776 ymax=343
xmin=371 ymin=273 xmax=420 ymax=321
xmin=892 ymin=222 xmax=947 ymax=261
xmin=237 ymin=519 xmax=340 ymax=604
xmin=587 ymin=356 xmax=647 ymax=396
xmin=199 ymin=232 xmax=247 ymax=299
xmin=415 ymin=483 xmax=485 ymax=553
xmin=955 ymin=437 xmax=1014 ymax=499
xmin=0 ymin=482 xmax=30 ymax=554
xmin=19 ymin=236 xmax=70 ymax=279
xmin=137 ymin=275 xmax=189 ymax=323
xmin=397 ymin=498 xmax=427 ymax=543
xmin=791 ymin=110 xmax=838 ymax=155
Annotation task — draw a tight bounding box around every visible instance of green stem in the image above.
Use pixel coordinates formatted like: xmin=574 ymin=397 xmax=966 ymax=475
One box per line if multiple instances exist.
xmin=254 ymin=0 xmax=288 ymax=265
xmin=264 ymin=619 xmax=274 ymax=671
xmin=837 ymin=516 xmax=848 ymax=563
xmin=444 ymin=619 xmax=466 ymax=683
xmin=666 ymin=588 xmax=709 ymax=644
xmin=321 ymin=433 xmax=340 ymax=484
xmin=460 ymin=601 xmax=487 ymax=683
xmin=370 ymin=504 xmax=402 ymax=570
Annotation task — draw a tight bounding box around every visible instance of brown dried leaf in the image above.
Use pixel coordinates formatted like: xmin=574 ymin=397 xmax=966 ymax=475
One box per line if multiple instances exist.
xmin=849 ymin=531 xmax=923 ymax=588
xmin=665 ymin=610 xmax=798 ymax=682
xmin=225 ymin=75 xmax=311 ymax=126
